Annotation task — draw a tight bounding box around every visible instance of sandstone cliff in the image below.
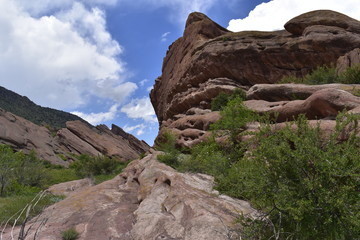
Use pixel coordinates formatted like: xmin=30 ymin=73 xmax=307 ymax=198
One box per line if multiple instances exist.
xmin=151 ymin=10 xmax=360 ymax=147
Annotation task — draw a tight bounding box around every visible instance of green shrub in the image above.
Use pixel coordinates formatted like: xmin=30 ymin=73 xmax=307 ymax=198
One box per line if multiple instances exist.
xmin=304 ymin=65 xmax=338 ymax=84
xmin=211 ymin=88 xmax=246 ymax=111
xmin=156 ymin=130 xmax=182 ymax=168
xmin=279 ymin=66 xmax=339 ymax=85
xmin=279 ymin=64 xmax=360 ymax=85
xmin=70 ymin=155 xmax=127 ymax=179
xmin=211 ymin=96 xmax=257 ymax=143
xmin=339 ymin=65 xmax=360 ymax=84
xmin=61 ymin=228 xmax=79 ymax=240
xmin=221 ymin=114 xmax=360 ymax=239
xmin=0 ymin=146 xmax=48 ymax=197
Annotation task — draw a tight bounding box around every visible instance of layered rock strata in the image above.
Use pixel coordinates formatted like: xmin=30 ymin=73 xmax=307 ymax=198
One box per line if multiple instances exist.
xmin=151 ymin=10 xmax=360 ymax=147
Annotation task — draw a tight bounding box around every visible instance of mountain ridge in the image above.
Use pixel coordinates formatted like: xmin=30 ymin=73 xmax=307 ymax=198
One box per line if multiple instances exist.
xmin=0 ymin=85 xmax=88 ymax=130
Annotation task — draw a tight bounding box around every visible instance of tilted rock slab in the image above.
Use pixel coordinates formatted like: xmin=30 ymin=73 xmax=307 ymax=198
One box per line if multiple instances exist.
xmin=2 ymin=152 xmax=257 ymax=240
xmin=0 ymin=109 xmax=149 ymax=165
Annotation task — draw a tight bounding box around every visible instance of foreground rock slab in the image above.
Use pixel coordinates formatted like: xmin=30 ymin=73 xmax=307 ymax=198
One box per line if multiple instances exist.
xmin=2 ymin=152 xmax=257 ymax=240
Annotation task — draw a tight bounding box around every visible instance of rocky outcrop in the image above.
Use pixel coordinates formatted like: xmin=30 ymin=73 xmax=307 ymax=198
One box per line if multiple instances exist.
xmin=0 ymin=109 xmax=149 ymax=165
xmin=246 ymin=83 xmax=360 ymax=101
xmin=2 ymin=151 xmax=257 ymax=240
xmin=150 ymin=10 xmax=360 ymax=148
xmin=151 ymin=10 xmax=360 ymax=125
xmin=0 ymin=108 xmax=65 ymax=165
xmin=245 ymin=87 xmax=360 ymax=122
xmin=336 ymin=48 xmax=360 ymax=74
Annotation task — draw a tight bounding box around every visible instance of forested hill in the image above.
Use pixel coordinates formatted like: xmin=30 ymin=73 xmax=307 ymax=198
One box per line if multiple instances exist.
xmin=0 ymin=86 xmax=88 ymax=129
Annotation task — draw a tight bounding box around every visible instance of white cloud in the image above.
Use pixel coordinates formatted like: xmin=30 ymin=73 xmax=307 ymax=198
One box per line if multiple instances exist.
xmin=13 ymin=0 xmax=118 ymax=17
xmin=123 ymin=124 xmax=146 ymax=136
xmin=120 ymin=97 xmax=157 ymax=123
xmin=228 ymin=0 xmax=360 ymax=32
xmin=0 ymin=0 xmax=135 ymax=110
xmin=71 ymin=104 xmax=119 ymax=125
xmin=161 ymin=32 xmax=171 ymax=42
xmin=139 ymin=79 xmax=149 ymax=87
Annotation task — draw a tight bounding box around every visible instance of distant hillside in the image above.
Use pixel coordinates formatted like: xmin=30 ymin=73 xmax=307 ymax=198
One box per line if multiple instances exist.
xmin=0 ymin=86 xmax=88 ymax=129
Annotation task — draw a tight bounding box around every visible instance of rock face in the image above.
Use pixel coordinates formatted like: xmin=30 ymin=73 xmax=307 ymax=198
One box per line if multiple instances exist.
xmin=336 ymin=48 xmax=360 ymax=74
xmin=151 ymin=10 xmax=360 ymax=125
xmin=2 ymin=152 xmax=257 ymax=240
xmin=0 ymin=109 xmax=149 ymax=165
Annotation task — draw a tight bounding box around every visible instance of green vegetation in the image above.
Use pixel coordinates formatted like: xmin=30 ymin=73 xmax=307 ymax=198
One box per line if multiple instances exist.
xmin=158 ymin=93 xmax=360 ymax=239
xmin=211 ymin=88 xmax=246 ymax=111
xmin=156 ymin=130 xmax=183 ymax=168
xmin=0 ymin=191 xmax=63 ymax=225
xmin=61 ymin=228 xmax=79 ymax=240
xmin=70 ymin=154 xmax=129 ymax=180
xmin=0 ymin=145 xmax=129 ymax=227
xmin=280 ymin=65 xmax=360 ymax=85
xmin=0 ymin=86 xmax=87 ymax=130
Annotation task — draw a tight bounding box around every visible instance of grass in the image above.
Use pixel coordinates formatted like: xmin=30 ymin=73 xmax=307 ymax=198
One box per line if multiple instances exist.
xmin=45 ymin=168 xmax=80 ymax=187
xmin=0 ymin=192 xmax=64 ymax=225
xmin=61 ymin=227 xmax=79 ymax=240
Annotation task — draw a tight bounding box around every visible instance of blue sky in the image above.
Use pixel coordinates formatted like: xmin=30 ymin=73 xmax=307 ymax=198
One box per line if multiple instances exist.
xmin=0 ymin=0 xmax=359 ymax=145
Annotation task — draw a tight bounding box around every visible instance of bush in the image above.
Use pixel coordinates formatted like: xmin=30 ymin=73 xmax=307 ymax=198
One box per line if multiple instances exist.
xmin=70 ymin=155 xmax=127 ymax=179
xmin=221 ymin=114 xmax=360 ymax=239
xmin=339 ymin=65 xmax=360 ymax=84
xmin=156 ymin=130 xmax=182 ymax=168
xmin=211 ymin=96 xmax=257 ymax=143
xmin=0 ymin=146 xmax=48 ymax=197
xmin=279 ymin=66 xmax=338 ymax=85
xmin=61 ymin=228 xmax=79 ymax=240
xmin=279 ymin=64 xmax=360 ymax=85
xmin=211 ymin=88 xmax=246 ymax=111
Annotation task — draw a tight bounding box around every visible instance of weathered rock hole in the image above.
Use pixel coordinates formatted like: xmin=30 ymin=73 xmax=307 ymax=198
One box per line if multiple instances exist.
xmin=163 ymin=179 xmax=171 ymax=186
xmin=133 ymin=177 xmax=140 ymax=185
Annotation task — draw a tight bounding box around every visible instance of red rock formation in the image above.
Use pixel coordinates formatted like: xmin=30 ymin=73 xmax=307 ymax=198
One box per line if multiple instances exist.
xmin=336 ymin=48 xmax=360 ymax=74
xmin=151 ymin=10 xmax=360 ymax=124
xmin=0 ymin=109 xmax=149 ymax=165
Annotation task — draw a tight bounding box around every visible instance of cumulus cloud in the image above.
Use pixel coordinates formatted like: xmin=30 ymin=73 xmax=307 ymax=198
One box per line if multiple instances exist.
xmin=0 ymin=0 xmax=135 ymax=110
xmin=120 ymin=97 xmax=157 ymax=123
xmin=14 ymin=0 xmax=118 ymax=16
xmin=123 ymin=124 xmax=146 ymax=136
xmin=228 ymin=0 xmax=360 ymax=32
xmin=72 ymin=104 xmax=119 ymax=125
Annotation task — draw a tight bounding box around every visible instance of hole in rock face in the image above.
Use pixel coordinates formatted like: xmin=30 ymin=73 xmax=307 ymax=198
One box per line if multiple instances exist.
xmin=163 ymin=179 xmax=171 ymax=186
xmin=154 ymin=178 xmax=158 ymax=183
xmin=133 ymin=177 xmax=140 ymax=185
